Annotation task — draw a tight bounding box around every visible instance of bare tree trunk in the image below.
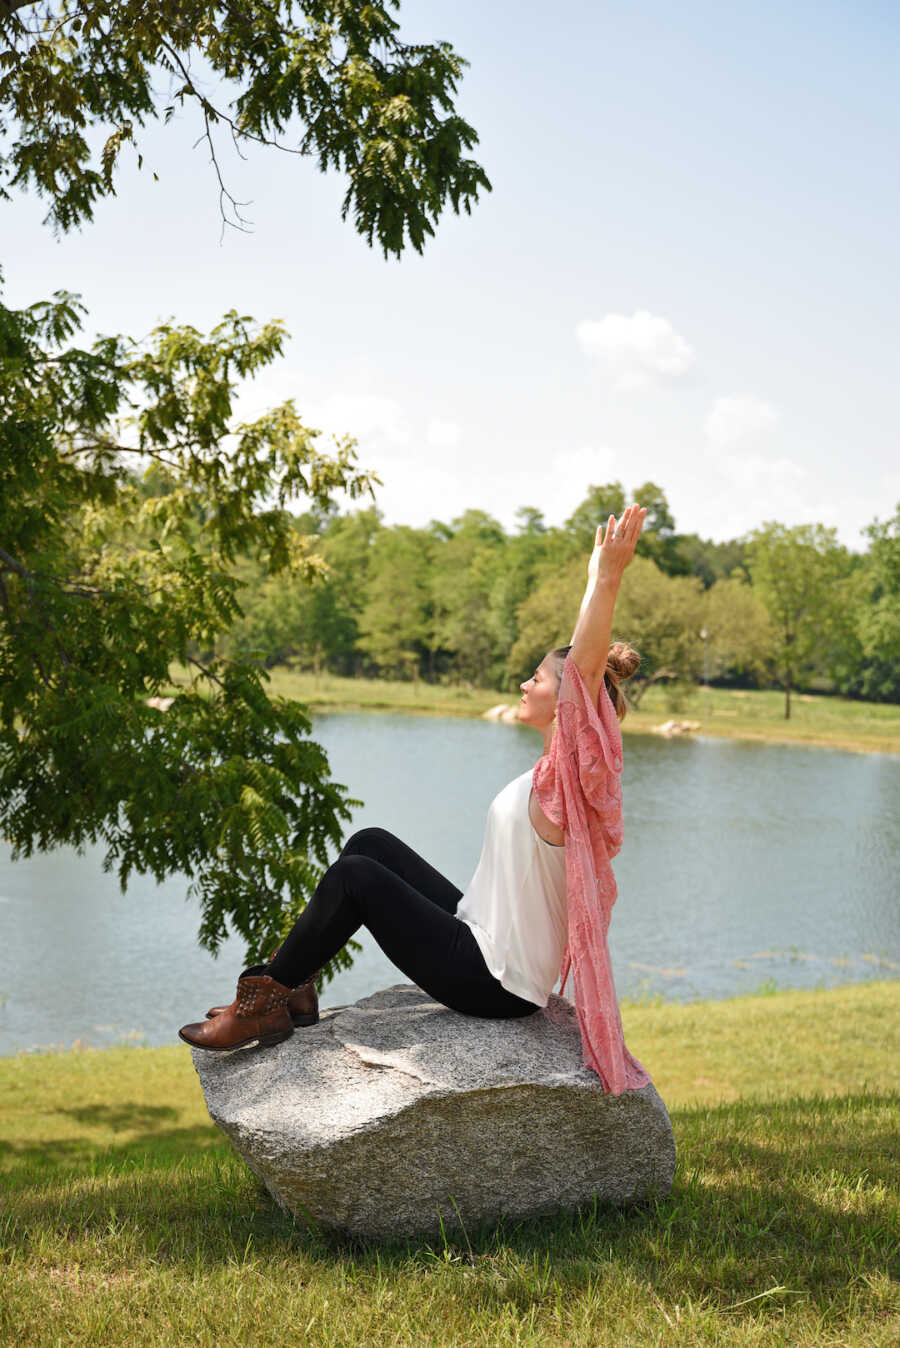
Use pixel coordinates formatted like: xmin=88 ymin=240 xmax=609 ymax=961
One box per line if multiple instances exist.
xmin=627 ymin=668 xmax=679 ymax=709
xmin=784 ymin=631 xmax=793 ymax=720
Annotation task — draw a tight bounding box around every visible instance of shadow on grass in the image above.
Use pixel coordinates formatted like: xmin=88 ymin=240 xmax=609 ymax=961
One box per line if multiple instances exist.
xmin=58 ymin=1103 xmax=181 ymax=1129
xmin=0 ymin=1093 xmax=223 ymax=1174
xmin=2 ymin=1093 xmax=896 ymax=1319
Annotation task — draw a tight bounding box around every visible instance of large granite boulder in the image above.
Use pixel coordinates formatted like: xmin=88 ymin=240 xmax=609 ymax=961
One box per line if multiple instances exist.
xmin=190 ymin=983 xmax=676 ymax=1243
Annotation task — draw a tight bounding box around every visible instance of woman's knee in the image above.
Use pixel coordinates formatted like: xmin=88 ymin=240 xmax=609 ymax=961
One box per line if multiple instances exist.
xmin=326 ymin=851 xmax=381 ymax=904
xmin=341 ymin=827 xmax=397 ymax=863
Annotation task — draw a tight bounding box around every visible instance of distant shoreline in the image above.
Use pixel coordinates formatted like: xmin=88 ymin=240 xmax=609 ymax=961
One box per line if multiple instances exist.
xmin=254 ymin=668 xmax=900 ymax=757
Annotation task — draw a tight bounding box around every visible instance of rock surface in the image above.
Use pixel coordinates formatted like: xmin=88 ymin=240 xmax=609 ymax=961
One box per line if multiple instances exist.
xmin=190 ymin=983 xmax=676 ymax=1242
xmin=652 ymin=719 xmax=701 ymax=737
xmin=482 ymin=703 xmax=520 ymax=723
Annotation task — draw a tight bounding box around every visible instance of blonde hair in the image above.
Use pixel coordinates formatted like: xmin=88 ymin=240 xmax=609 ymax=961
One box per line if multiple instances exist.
xmin=549 ymin=641 xmax=640 ymax=721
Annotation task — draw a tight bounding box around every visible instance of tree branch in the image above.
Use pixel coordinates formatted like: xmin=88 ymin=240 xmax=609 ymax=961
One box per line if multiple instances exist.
xmin=0 ymin=545 xmax=141 ymax=599
xmin=156 ymin=34 xmax=255 ymax=238
xmin=0 ymin=546 xmax=30 ymax=578
xmin=187 ymin=656 xmax=227 ymax=690
xmin=57 ymin=443 xmax=182 ymax=471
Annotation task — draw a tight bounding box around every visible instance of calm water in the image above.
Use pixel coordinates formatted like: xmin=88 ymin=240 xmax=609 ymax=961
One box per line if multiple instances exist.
xmin=1 ymin=715 xmax=898 ymax=1054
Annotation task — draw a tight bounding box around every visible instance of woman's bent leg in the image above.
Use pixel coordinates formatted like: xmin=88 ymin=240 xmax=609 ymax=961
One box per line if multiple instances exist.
xmin=267 ymin=853 xmax=539 ymax=1019
xmin=269 ymin=829 xmax=462 ymax=981
xmin=339 ymin=827 xmax=463 ymax=915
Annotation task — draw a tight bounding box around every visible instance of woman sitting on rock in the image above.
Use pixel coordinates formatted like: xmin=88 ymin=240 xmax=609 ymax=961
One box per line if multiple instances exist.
xmin=180 ymin=504 xmax=650 ymax=1095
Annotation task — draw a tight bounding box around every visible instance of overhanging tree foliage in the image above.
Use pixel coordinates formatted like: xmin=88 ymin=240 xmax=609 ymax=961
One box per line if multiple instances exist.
xmin=0 ymin=1 xmax=490 ymax=975
xmin=0 ymin=277 xmax=383 ymax=971
xmin=0 ymin=0 xmax=490 ymax=253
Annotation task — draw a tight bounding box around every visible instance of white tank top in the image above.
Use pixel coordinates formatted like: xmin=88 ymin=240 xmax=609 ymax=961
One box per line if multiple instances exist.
xmin=456 ymin=767 xmax=568 ymax=1007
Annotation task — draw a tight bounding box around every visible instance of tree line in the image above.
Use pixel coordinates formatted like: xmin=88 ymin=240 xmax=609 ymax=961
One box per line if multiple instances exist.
xmin=218 ymin=485 xmax=900 ymax=716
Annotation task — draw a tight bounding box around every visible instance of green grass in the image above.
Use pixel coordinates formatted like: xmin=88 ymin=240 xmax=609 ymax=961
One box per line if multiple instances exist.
xmin=626 ymin=683 xmax=900 ymax=756
xmin=262 ymin=667 xmax=510 ymax=719
xmin=2 ymin=982 xmax=897 ymax=1345
xmin=253 ymin=669 xmax=900 ymax=756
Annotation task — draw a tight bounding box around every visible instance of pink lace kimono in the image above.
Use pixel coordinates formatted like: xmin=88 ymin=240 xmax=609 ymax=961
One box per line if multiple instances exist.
xmin=533 ymin=652 xmax=650 ymax=1095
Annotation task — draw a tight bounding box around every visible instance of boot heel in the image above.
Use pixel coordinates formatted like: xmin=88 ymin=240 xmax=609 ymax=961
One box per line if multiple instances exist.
xmin=291 ymin=1011 xmax=319 ymax=1027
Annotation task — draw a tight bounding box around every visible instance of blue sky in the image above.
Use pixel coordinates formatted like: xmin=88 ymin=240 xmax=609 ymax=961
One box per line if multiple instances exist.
xmin=6 ymin=0 xmax=899 ymax=547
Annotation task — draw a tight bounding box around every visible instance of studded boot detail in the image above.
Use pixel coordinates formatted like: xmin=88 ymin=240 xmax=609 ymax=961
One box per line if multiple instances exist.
xmin=206 ymin=970 xmax=320 ymax=1027
xmin=179 ymin=974 xmax=294 ymax=1053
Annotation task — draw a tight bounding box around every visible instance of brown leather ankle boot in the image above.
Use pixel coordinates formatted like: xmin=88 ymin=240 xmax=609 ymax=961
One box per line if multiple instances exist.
xmin=206 ymin=971 xmax=320 ymax=1028
xmin=179 ymin=974 xmax=294 ymax=1053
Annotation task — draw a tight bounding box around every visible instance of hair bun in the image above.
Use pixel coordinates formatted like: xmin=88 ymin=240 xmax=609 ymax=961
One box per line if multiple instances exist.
xmin=607 ymin=641 xmax=640 ymax=680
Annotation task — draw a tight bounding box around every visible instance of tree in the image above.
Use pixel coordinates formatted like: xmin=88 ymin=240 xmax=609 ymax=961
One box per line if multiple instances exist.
xmin=838 ymin=504 xmax=900 ymax=703
xmin=563 ymin=481 xmax=690 ymax=576
xmin=224 ymin=505 xmax=382 ymax=673
xmin=0 ymin=281 xmax=383 ymax=972
xmin=674 ymin=532 xmax=752 ymax=588
xmin=429 ymin=509 xmax=507 ymax=684
xmin=514 ymin=506 xmax=547 ymax=536
xmin=491 ymin=525 xmax=559 ymax=687
xmin=747 ymin=522 xmax=853 ymax=718
xmin=1 ymin=2 xmax=491 ymax=976
xmin=508 ymin=553 xmax=706 ymax=705
xmin=1 ymin=0 xmax=491 ymax=255
xmin=629 ymin=480 xmax=690 ymax=577
xmin=611 ymin=559 xmax=706 ymax=705
xmin=703 ymin=577 xmax=774 ymax=684
xmin=315 ymin=505 xmax=383 ymax=675
xmin=563 ymin=483 xmax=627 ymax=556
xmin=632 ymin=481 xmax=675 ymax=538
xmin=356 ymin=525 xmax=433 ymax=677
xmin=507 ymin=556 xmax=583 ymax=684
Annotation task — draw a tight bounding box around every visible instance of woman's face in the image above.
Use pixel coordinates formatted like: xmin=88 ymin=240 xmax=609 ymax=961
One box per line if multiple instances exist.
xmin=518 ymin=656 xmax=558 ymax=729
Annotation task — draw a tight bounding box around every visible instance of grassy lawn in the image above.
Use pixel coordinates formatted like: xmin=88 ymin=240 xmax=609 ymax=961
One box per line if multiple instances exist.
xmin=254 ymin=668 xmax=900 ymax=756
xmin=2 ymin=981 xmax=897 ymax=1346
xmin=625 ymin=684 xmax=900 ymax=756
xmin=261 ymin=667 xmax=510 ymax=719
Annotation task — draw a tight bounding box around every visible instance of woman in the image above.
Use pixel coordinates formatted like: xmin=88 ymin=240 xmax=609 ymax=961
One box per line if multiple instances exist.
xmin=179 ymin=504 xmax=650 ymax=1094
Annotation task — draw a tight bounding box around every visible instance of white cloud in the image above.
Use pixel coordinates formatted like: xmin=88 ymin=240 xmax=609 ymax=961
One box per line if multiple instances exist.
xmin=700 ymin=478 xmax=841 ymax=540
xmin=695 ymin=394 xmax=847 ymax=536
xmin=576 ymin=310 xmax=695 ymax=391
xmin=232 ymin=366 xmax=412 ymax=451
xmin=719 ymin=452 xmax=807 ymax=494
xmin=425 ymin=418 xmax=462 ymax=450
xmin=364 ymin=453 xmax=471 ymax=525
xmin=705 ymin=395 xmax=780 ymax=451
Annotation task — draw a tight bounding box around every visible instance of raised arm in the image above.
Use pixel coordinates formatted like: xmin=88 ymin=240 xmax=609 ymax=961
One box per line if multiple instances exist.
xmin=569 ymin=504 xmax=646 ymax=700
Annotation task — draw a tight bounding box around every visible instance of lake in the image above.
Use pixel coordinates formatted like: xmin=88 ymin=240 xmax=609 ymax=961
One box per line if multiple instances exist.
xmin=1 ymin=713 xmax=897 ymax=1054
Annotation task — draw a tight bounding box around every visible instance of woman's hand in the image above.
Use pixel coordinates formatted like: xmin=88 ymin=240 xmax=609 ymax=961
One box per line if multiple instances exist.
xmin=588 ymin=504 xmax=647 ymax=585
xmin=570 ymin=503 xmax=647 ymax=654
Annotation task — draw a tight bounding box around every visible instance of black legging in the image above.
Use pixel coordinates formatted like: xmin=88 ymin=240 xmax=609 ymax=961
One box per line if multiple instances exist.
xmin=266 ymin=827 xmax=541 ymax=1019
